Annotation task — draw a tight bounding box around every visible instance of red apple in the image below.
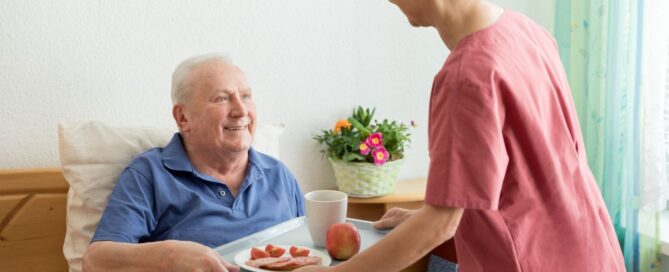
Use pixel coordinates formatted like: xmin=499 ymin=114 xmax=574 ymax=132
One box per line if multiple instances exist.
xmin=326 ymin=222 xmax=361 ymax=260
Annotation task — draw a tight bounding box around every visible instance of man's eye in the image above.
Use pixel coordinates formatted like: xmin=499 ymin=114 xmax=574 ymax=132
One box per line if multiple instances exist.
xmin=241 ymin=95 xmax=252 ymax=102
xmin=215 ymin=96 xmax=229 ymax=102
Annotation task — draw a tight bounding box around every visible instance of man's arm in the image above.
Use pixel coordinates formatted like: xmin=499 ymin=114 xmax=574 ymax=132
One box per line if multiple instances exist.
xmin=296 ymin=204 xmax=463 ymax=272
xmin=83 ymin=240 xmax=239 ymax=272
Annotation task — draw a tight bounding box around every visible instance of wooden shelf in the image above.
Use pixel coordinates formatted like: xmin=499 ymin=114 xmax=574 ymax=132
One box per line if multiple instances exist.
xmin=347 ymin=178 xmax=426 ymax=222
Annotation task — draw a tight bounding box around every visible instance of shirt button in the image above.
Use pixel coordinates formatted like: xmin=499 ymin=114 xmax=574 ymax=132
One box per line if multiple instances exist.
xmin=219 ymin=191 xmax=226 ymax=197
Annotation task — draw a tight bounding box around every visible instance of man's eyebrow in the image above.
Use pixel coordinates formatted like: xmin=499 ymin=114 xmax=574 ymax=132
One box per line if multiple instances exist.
xmin=212 ymin=89 xmax=232 ymax=94
xmin=212 ymin=88 xmax=252 ymax=94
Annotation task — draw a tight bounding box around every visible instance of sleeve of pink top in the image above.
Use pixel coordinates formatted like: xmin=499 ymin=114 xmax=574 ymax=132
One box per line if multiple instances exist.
xmin=425 ymin=79 xmax=509 ymax=210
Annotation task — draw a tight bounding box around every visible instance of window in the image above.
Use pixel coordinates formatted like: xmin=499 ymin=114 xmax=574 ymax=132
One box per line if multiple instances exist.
xmin=642 ymin=0 xmax=669 ymax=257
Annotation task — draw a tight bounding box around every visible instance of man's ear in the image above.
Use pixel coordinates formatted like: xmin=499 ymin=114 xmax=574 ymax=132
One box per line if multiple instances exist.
xmin=173 ymin=104 xmax=190 ymax=133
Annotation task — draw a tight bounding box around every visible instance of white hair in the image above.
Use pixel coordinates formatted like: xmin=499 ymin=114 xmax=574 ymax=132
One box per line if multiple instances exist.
xmin=171 ymin=52 xmax=233 ymax=105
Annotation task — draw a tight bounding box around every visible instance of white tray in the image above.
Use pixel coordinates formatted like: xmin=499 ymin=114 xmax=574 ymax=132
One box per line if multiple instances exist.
xmin=215 ymin=216 xmax=389 ymax=268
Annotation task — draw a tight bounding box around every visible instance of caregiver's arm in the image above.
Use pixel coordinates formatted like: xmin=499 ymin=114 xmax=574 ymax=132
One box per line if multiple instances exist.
xmin=327 ymin=204 xmax=463 ymax=272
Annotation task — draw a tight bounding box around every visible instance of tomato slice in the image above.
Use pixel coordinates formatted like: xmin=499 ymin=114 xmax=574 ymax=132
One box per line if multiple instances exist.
xmin=250 ymin=247 xmax=270 ymax=260
xmin=289 ymin=246 xmax=310 ymax=257
xmin=264 ymin=244 xmax=286 ymax=257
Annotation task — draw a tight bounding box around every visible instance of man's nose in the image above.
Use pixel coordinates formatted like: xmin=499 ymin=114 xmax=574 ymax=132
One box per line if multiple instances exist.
xmin=229 ymin=96 xmax=248 ymax=117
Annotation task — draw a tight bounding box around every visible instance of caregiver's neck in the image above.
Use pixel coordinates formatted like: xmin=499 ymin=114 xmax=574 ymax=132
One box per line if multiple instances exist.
xmin=431 ymin=0 xmax=504 ymax=50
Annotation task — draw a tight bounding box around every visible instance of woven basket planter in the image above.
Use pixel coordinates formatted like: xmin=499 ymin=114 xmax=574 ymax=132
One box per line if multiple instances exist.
xmin=328 ymin=158 xmax=404 ymax=198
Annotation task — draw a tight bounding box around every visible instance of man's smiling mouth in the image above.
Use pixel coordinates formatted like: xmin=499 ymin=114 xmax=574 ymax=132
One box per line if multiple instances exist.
xmin=223 ymin=125 xmax=247 ymax=131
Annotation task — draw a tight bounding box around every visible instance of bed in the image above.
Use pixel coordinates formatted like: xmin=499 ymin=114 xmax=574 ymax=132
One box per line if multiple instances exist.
xmin=0 ymin=168 xmax=69 ymax=271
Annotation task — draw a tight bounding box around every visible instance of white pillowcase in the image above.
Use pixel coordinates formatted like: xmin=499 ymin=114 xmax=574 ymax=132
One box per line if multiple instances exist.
xmin=58 ymin=120 xmax=283 ymax=272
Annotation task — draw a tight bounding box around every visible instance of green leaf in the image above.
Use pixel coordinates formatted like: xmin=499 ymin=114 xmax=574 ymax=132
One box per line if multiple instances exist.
xmin=343 ymin=152 xmax=365 ymax=162
xmin=348 ymin=117 xmax=371 ymax=136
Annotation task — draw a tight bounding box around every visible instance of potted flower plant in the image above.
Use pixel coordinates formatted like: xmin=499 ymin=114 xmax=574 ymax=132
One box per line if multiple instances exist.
xmin=314 ymin=106 xmax=412 ymax=197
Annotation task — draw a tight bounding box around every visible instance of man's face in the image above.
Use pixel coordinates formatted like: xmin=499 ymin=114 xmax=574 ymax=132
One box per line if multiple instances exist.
xmin=177 ymin=60 xmax=256 ymax=154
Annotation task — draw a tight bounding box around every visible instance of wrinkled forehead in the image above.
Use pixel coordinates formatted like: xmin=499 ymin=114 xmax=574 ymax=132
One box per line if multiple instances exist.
xmin=189 ymin=60 xmax=250 ymax=94
xmin=190 ymin=60 xmax=247 ymax=82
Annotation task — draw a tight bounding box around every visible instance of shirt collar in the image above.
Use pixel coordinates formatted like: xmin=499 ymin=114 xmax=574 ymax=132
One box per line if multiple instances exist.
xmin=161 ymin=132 xmax=269 ymax=177
xmin=247 ymin=145 xmax=271 ymax=171
xmin=162 ymin=133 xmax=195 ymax=173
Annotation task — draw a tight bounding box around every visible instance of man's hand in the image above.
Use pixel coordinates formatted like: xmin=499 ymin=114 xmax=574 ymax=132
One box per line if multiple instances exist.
xmin=83 ymin=240 xmax=240 ymax=272
xmin=372 ymin=207 xmax=418 ymax=230
xmin=166 ymin=241 xmax=240 ymax=272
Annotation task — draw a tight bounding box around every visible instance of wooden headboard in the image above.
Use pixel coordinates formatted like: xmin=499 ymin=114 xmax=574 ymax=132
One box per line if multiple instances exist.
xmin=0 ymin=168 xmax=69 ymax=272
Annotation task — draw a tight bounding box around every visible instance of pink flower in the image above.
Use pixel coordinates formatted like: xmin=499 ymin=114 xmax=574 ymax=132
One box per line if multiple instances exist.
xmin=372 ymin=146 xmax=389 ymax=165
xmin=365 ymin=132 xmax=383 ymax=148
xmin=359 ymin=142 xmax=371 ymax=156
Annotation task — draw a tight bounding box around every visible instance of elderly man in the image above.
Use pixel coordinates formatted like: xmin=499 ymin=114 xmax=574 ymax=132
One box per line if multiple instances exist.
xmin=83 ymin=53 xmax=304 ymax=271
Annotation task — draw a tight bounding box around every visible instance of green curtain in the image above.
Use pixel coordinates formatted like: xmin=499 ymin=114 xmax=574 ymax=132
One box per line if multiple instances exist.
xmin=554 ymin=0 xmax=663 ymax=271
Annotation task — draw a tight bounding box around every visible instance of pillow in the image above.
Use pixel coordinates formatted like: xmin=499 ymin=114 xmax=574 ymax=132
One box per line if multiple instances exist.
xmin=58 ymin=120 xmax=284 ymax=272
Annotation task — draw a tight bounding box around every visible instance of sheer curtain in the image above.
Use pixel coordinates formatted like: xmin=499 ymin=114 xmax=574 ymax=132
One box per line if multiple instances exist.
xmin=555 ymin=0 xmax=668 ymax=271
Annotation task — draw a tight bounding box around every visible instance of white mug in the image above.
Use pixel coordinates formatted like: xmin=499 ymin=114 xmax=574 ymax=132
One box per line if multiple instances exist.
xmin=304 ymin=190 xmax=348 ymax=247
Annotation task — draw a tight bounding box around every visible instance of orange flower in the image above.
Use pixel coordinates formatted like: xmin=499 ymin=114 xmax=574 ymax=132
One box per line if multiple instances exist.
xmin=334 ymin=119 xmax=352 ymax=133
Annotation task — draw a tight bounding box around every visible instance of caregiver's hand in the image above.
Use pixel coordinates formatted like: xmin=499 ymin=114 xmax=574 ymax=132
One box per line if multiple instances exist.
xmin=372 ymin=207 xmax=418 ymax=230
xmin=293 ymin=265 xmax=335 ymax=272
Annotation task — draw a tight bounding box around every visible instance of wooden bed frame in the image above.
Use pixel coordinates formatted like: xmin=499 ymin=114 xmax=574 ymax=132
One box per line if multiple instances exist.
xmin=0 ymin=168 xmax=69 ymax=271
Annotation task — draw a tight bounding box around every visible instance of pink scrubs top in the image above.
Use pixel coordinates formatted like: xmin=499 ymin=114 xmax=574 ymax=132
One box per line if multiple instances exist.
xmin=425 ymin=11 xmax=625 ymax=271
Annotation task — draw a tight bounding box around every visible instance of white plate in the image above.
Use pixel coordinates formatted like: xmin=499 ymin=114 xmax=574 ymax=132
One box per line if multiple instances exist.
xmin=233 ymin=245 xmax=332 ymax=272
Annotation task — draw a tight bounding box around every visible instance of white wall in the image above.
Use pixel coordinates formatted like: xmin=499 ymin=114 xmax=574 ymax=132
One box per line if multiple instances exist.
xmin=0 ymin=0 xmax=554 ymax=193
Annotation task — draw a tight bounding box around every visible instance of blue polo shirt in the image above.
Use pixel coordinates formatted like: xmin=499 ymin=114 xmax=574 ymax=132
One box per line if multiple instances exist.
xmin=91 ymin=133 xmax=305 ymax=248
